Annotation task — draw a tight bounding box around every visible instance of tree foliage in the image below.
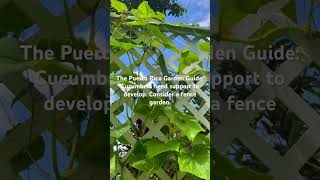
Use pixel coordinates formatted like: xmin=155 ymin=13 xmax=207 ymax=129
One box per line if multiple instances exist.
xmin=120 ymin=0 xmax=186 ymax=17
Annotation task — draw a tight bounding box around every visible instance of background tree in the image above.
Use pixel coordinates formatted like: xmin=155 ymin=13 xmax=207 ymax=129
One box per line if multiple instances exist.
xmin=120 ymin=0 xmax=186 ymax=17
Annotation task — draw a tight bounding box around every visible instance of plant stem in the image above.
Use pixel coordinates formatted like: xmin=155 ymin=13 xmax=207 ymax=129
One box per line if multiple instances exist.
xmin=49 ymin=85 xmax=61 ymax=180
xmin=66 ymin=132 xmax=79 ymax=170
xmin=64 ymin=0 xmax=75 ymax=38
xmin=89 ymin=10 xmax=97 ymax=49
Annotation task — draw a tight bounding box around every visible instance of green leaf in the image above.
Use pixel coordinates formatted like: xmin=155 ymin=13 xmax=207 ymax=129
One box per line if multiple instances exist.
xmin=193 ymin=134 xmax=210 ymax=146
xmin=181 ymin=50 xmax=199 ymax=63
xmin=128 ymin=141 xmax=173 ymax=173
xmin=0 ymin=58 xmax=31 ymax=77
xmin=144 ymin=139 xmax=180 ymax=158
xmin=188 ymin=69 xmax=208 ymax=77
xmin=110 ymin=152 xmax=116 ymax=177
xmin=250 ymin=21 xmax=276 ymax=38
xmin=164 ymin=109 xmax=204 ymax=142
xmin=110 ymin=61 xmax=120 ymax=73
xmin=78 ymin=112 xmax=107 ymax=167
xmin=110 ymin=38 xmax=142 ymax=51
xmin=134 ymin=101 xmax=152 ymax=114
xmin=0 ymin=37 xmax=33 ymax=77
xmin=77 ymin=0 xmax=101 ymax=14
xmin=110 ymin=72 xmax=135 ymax=86
xmin=155 ymin=12 xmax=165 ymax=20
xmin=11 ymin=136 xmax=45 ymax=172
xmin=30 ymin=60 xmax=79 ymax=76
xmin=178 ymin=144 xmax=210 ymax=179
xmin=131 ymin=1 xmax=156 ymax=19
xmin=198 ymin=42 xmax=210 ymax=53
xmin=11 ymin=85 xmax=33 ymax=109
xmin=177 ymin=22 xmax=185 ymax=26
xmin=113 ymin=104 xmax=124 ymax=116
xmin=0 ymin=37 xmax=24 ymax=61
xmin=133 ymin=97 xmax=166 ymax=118
xmin=220 ymin=0 xmax=275 ymax=36
xmin=148 ymin=25 xmax=179 ymax=52
xmin=131 ymin=153 xmax=168 ymax=174
xmin=0 ymin=2 xmax=33 ymax=37
xmin=126 ymin=19 xmax=148 ymax=26
xmin=253 ymin=27 xmax=295 ymax=49
xmin=150 ymin=38 xmax=178 ymax=52
xmin=178 ymin=50 xmax=199 ymax=73
xmin=111 ymin=0 xmax=128 ymax=13
xmin=128 ymin=142 xmax=146 ymax=164
xmin=111 ymin=124 xmax=131 ymax=139
xmin=148 ymin=25 xmax=168 ymax=41
xmin=213 ymin=150 xmax=274 ymax=180
xmin=281 ymin=0 xmax=296 ymax=23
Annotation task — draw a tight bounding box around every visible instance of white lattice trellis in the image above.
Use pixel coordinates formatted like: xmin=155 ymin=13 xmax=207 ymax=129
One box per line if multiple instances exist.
xmin=0 ymin=0 xmax=107 ymax=179
xmin=110 ymin=17 xmax=210 ymax=179
xmin=213 ymin=0 xmax=320 ymax=179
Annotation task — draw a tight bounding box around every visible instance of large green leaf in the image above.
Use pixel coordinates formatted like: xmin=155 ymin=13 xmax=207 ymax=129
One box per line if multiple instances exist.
xmin=220 ymin=0 xmax=275 ymax=36
xmin=150 ymin=38 xmax=178 ymax=52
xmin=0 ymin=37 xmax=24 ymax=61
xmin=178 ymin=144 xmax=210 ymax=180
xmin=148 ymin=25 xmax=178 ymax=52
xmin=133 ymin=97 xmax=167 ymax=118
xmin=0 ymin=2 xmax=34 ymax=37
xmin=193 ymin=134 xmax=210 ymax=146
xmin=148 ymin=25 xmax=168 ymax=43
xmin=0 ymin=58 xmax=31 ymax=77
xmin=155 ymin=12 xmax=165 ymax=20
xmin=111 ymin=0 xmax=128 ymax=13
xmin=0 ymin=37 xmax=32 ymax=77
xmin=128 ymin=142 xmax=158 ymax=173
xmin=282 ymin=0 xmax=296 ymax=23
xmin=131 ymin=152 xmax=168 ymax=174
xmin=110 ymin=72 xmax=135 ymax=86
xmin=128 ymin=142 xmax=146 ymax=164
xmin=178 ymin=49 xmax=199 ymax=73
xmin=198 ymin=42 xmax=210 ymax=53
xmin=78 ymin=112 xmax=107 ymax=167
xmin=110 ymin=61 xmax=120 ymax=73
xmin=11 ymin=136 xmax=45 ymax=172
xmin=164 ymin=109 xmax=204 ymax=142
xmin=129 ymin=1 xmax=165 ymax=21
xmin=131 ymin=1 xmax=156 ymax=19
xmin=77 ymin=0 xmax=101 ymax=14
xmin=250 ymin=21 xmax=276 ymax=39
xmin=128 ymin=140 xmax=178 ymax=174
xmin=111 ymin=123 xmax=131 ymax=139
xmin=144 ymin=139 xmax=180 ymax=158
xmin=213 ymin=150 xmax=274 ymax=180
xmin=110 ymin=38 xmax=142 ymax=51
xmin=30 ymin=60 xmax=79 ymax=76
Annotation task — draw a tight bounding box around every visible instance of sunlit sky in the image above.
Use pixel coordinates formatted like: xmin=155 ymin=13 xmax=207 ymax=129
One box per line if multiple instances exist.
xmin=166 ymin=0 xmax=210 ymax=27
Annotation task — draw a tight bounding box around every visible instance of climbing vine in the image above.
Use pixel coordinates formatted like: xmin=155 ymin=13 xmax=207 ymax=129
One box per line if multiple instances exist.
xmin=110 ymin=0 xmax=210 ymax=179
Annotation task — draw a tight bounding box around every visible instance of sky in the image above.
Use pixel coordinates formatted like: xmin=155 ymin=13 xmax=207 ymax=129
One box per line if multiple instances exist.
xmin=166 ymin=0 xmax=211 ymax=27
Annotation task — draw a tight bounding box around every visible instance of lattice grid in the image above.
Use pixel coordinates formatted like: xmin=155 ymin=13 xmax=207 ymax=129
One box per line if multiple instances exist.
xmin=213 ymin=0 xmax=320 ymax=179
xmin=110 ymin=20 xmax=210 ymax=179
